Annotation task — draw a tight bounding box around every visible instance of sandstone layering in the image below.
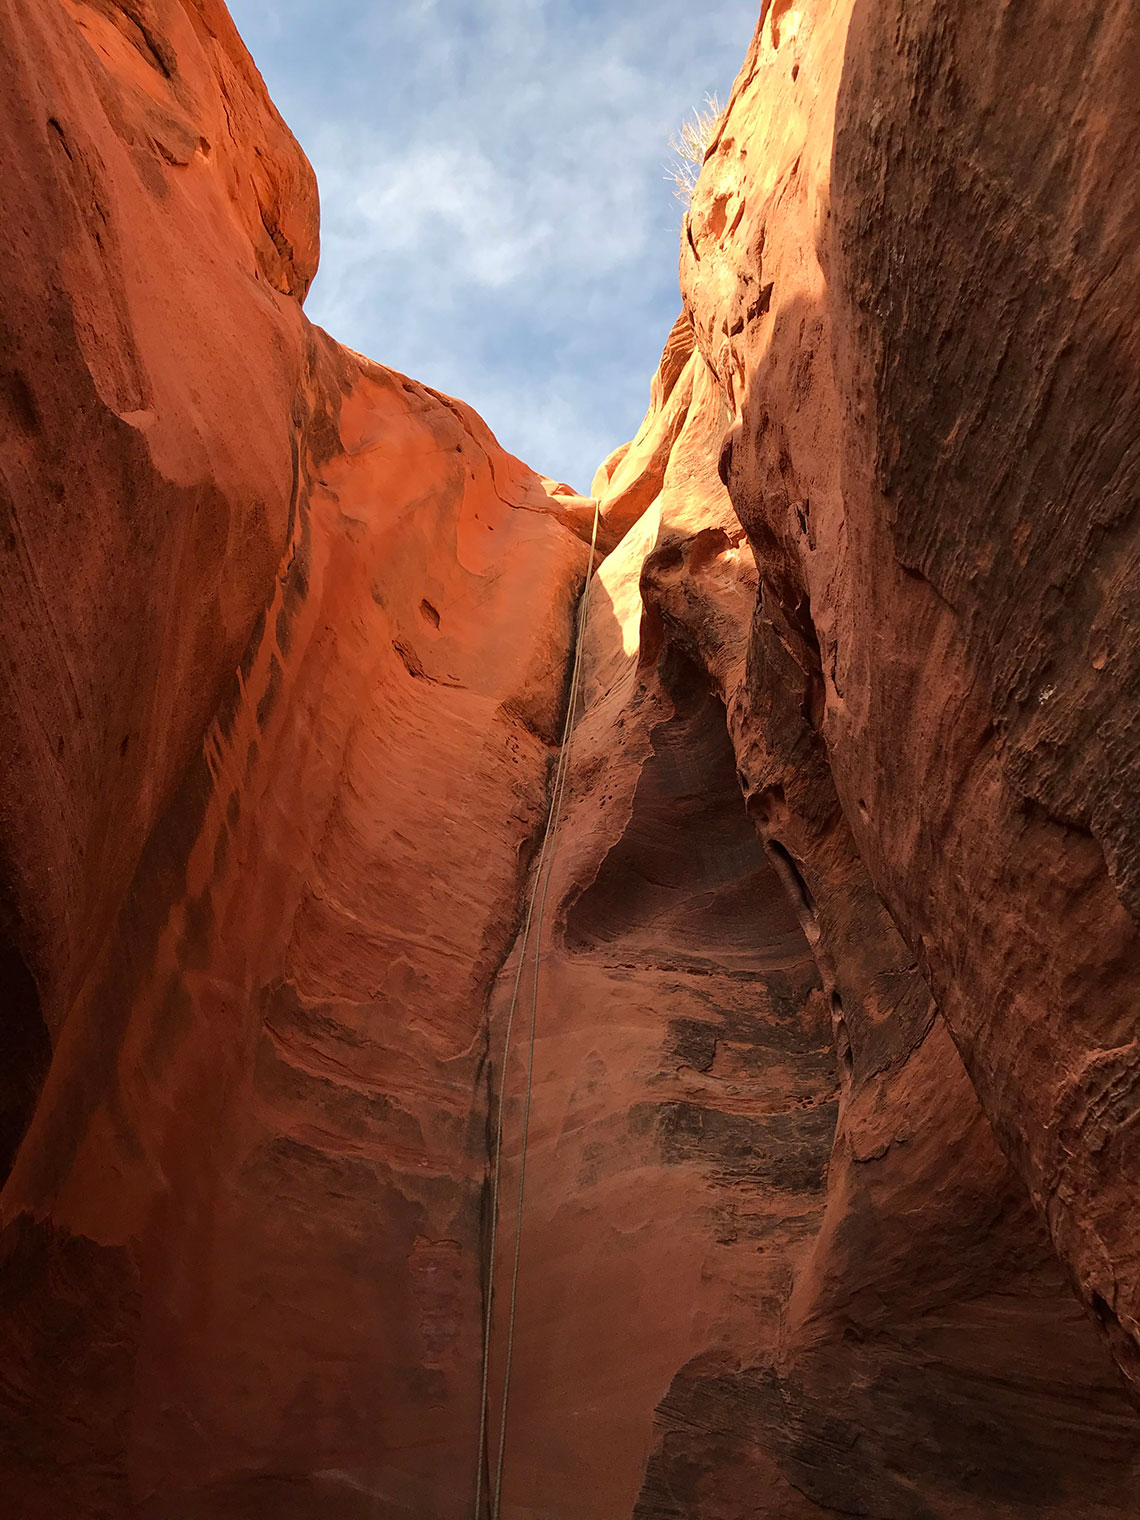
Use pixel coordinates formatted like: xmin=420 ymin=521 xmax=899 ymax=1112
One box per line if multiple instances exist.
xmin=1 ymin=1 xmax=1139 ymax=1517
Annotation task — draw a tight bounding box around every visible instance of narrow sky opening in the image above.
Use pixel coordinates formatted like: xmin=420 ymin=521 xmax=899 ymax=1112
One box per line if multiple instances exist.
xmin=226 ymin=1 xmax=758 ymax=492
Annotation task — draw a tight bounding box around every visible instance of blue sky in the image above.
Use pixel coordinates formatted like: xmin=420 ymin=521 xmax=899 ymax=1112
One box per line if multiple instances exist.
xmin=227 ymin=1 xmax=758 ymax=491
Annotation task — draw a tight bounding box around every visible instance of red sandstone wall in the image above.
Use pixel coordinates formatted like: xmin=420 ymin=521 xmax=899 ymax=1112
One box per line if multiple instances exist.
xmin=0 ymin=0 xmax=320 ymax=1168
xmin=2 ymin=0 xmax=1140 ymax=1517
xmin=483 ymin=310 xmax=1140 ymax=1516
xmin=0 ymin=4 xmax=591 ymax=1515
xmin=688 ymin=0 xmax=1140 ymax=1405
xmin=482 ymin=349 xmax=835 ymax=1518
xmin=525 ymin=0 xmax=1140 ymax=1511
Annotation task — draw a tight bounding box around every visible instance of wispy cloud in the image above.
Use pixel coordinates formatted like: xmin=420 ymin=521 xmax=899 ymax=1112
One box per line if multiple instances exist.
xmin=228 ymin=0 xmax=758 ymax=489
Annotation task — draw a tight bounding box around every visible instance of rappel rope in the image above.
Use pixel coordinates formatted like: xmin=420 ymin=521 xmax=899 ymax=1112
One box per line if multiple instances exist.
xmin=473 ymin=497 xmax=602 ymax=1520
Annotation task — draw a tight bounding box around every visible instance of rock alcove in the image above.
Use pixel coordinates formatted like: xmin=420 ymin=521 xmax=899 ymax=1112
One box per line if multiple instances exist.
xmin=1 ymin=1 xmax=1140 ymax=1517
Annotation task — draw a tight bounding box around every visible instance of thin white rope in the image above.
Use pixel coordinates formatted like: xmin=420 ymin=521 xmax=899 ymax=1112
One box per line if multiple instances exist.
xmin=473 ymin=499 xmax=601 ymax=1519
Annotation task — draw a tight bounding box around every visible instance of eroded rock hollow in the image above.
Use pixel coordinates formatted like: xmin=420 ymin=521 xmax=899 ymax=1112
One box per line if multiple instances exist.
xmin=2 ymin=1 xmax=1139 ymax=1517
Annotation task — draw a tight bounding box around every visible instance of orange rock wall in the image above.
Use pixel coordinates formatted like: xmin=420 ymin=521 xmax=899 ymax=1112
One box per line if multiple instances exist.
xmin=483 ymin=352 xmax=836 ymax=1519
xmin=0 ymin=3 xmax=590 ymax=1516
xmin=476 ymin=0 xmax=1140 ymax=1514
xmin=484 ymin=317 xmax=1140 ymax=1517
xmin=693 ymin=0 xmax=1140 ymax=1403
xmin=480 ymin=0 xmax=1140 ymax=1514
xmin=828 ymin=0 xmax=1140 ymax=1397
xmin=3 ymin=1 xmax=1140 ymax=1518
xmin=0 ymin=0 xmax=319 ymax=1173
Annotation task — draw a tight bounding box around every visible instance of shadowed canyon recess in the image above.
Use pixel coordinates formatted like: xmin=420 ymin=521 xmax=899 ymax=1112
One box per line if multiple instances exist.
xmin=2 ymin=1 xmax=1140 ymax=1517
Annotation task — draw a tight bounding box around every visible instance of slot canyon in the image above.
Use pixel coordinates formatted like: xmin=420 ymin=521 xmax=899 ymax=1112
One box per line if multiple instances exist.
xmin=1 ymin=0 xmax=1139 ymax=1516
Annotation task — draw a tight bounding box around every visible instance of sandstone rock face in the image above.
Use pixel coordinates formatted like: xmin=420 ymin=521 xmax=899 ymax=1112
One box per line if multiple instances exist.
xmin=3 ymin=1 xmax=1140 ymax=1518
xmin=0 ymin=3 xmax=590 ymax=1516
xmin=484 ymin=320 xmax=1140 ymax=1517
xmin=699 ymin=0 xmax=1140 ymax=1409
xmin=0 ymin=0 xmax=318 ymax=1180
xmin=482 ymin=350 xmax=838 ymax=1520
xmin=479 ymin=1 xmax=1140 ymax=1515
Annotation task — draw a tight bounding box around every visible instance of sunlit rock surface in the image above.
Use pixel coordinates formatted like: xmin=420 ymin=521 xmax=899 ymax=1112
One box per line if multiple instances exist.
xmin=0 ymin=3 xmax=590 ymax=1515
xmin=2 ymin=1 xmax=1139 ymax=1517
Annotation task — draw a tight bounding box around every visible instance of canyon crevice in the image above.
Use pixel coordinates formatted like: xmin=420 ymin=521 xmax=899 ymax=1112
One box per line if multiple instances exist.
xmin=2 ymin=1 xmax=1139 ymax=1518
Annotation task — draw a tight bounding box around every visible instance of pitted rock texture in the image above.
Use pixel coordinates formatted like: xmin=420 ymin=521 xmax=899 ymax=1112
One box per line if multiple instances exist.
xmin=3 ymin=0 xmax=1140 ymax=1518
xmin=483 ymin=0 xmax=1139 ymax=1512
xmin=688 ymin=0 xmax=1140 ymax=1407
xmin=482 ymin=310 xmax=1140 ymax=1517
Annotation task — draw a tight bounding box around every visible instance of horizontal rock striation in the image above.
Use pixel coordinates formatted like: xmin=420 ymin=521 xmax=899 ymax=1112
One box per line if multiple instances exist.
xmin=1 ymin=0 xmax=1139 ymax=1517
xmin=486 ymin=308 xmax=1140 ymax=1517
xmin=555 ymin=0 xmax=1140 ymax=1513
